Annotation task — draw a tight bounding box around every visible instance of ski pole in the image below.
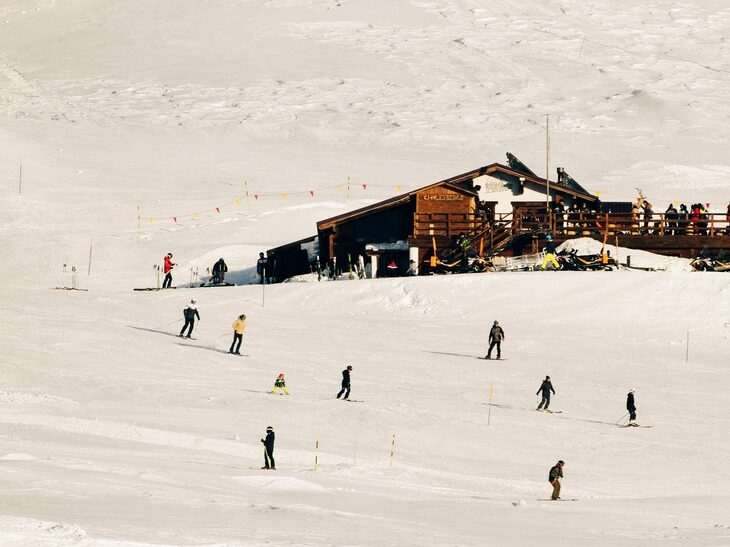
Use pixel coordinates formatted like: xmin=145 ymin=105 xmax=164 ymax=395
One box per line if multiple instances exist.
xmin=615 ymin=412 xmax=629 ymax=424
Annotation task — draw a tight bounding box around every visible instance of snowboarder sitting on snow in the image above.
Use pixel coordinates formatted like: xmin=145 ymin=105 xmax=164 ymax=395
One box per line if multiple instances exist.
xmin=549 ymin=460 xmax=564 ymax=500
xmin=261 ymin=426 xmax=275 ymax=470
xmin=541 ymin=234 xmax=560 ymax=270
xmin=536 ymin=376 xmax=556 ymax=411
xmin=271 ymin=373 xmax=289 ymax=395
xmin=485 ymin=320 xmax=504 ymax=359
xmin=229 ymin=314 xmax=246 ymax=354
xmin=179 ymin=299 xmax=200 ymax=338
xmin=163 ymin=253 xmax=175 ymax=288
xmin=211 ymin=258 xmax=228 ymax=284
xmin=336 ymin=365 xmax=353 ymax=400
xmin=627 ymin=388 xmax=637 ymax=425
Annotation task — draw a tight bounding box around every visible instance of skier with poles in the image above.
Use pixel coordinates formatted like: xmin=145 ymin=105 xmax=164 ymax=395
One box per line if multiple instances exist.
xmin=548 ymin=460 xmax=565 ymax=500
xmin=179 ymin=299 xmax=200 ymax=338
xmin=163 ymin=253 xmax=175 ymax=288
xmin=536 ymin=375 xmax=556 ymax=411
xmin=229 ymin=314 xmax=246 ymax=354
xmin=260 ymin=426 xmax=275 ymax=470
xmin=626 ymin=388 xmax=638 ymax=426
xmin=485 ymin=320 xmax=504 ymax=359
xmin=270 ymin=373 xmax=289 ymax=395
xmin=336 ymin=365 xmax=353 ymax=400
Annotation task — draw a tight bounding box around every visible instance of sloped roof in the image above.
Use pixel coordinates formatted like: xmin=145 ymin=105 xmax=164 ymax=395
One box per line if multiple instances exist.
xmin=483 ymin=162 xmax=598 ymax=202
xmin=316 ymin=170 xmax=482 ymax=231
xmin=316 ymin=157 xmax=597 ymax=231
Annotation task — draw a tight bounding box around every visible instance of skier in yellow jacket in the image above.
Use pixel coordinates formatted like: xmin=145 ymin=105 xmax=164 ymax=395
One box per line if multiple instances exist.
xmin=229 ymin=314 xmax=246 ymax=355
xmin=270 ymin=373 xmax=289 ymax=395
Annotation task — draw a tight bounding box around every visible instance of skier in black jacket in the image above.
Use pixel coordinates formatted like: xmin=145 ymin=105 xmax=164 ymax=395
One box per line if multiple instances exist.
xmin=485 ymin=320 xmax=505 ymax=359
xmin=211 ymin=258 xmax=228 ymax=284
xmin=626 ymin=388 xmax=637 ymax=425
xmin=260 ymin=426 xmax=275 ymax=469
xmin=336 ymin=366 xmax=353 ymax=400
xmin=179 ymin=299 xmax=200 ymax=338
xmin=536 ymin=376 xmax=556 ymax=410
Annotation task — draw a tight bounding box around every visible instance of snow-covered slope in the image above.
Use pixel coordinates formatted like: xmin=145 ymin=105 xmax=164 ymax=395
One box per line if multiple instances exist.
xmin=1 ymin=0 xmax=729 ymax=545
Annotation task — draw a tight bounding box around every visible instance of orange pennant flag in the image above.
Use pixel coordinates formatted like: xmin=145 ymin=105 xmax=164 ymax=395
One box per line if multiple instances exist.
xmin=173 ymin=216 xmax=177 ymax=223
xmin=309 ymin=190 xmax=314 ymax=197
xmin=362 ymin=184 xmax=367 ymax=190
xmin=215 ymin=207 xmax=221 ymax=213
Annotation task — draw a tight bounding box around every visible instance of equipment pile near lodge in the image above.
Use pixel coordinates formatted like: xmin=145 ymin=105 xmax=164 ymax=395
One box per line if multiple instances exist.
xmin=266 ymin=153 xmax=730 ymax=281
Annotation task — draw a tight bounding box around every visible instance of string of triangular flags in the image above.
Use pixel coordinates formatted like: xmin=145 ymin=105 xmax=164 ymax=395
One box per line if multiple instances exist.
xmin=139 ymin=180 xmax=408 ymax=226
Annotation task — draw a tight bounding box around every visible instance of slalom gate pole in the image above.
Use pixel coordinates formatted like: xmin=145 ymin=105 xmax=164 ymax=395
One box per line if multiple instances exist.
xmin=314 ymin=433 xmax=320 ymax=472
xmin=487 ymin=383 xmax=493 ymax=426
xmin=389 ymin=434 xmax=396 ymax=469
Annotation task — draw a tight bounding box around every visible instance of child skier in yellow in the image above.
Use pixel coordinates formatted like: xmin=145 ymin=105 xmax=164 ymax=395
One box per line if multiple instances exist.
xmin=270 ymin=373 xmax=289 ymax=395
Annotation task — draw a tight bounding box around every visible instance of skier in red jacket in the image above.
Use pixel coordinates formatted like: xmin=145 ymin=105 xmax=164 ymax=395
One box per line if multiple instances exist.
xmin=163 ymin=253 xmax=175 ymax=288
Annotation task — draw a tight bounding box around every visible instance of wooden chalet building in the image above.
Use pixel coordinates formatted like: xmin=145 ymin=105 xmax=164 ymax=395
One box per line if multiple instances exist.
xmin=267 ymin=153 xmax=730 ymax=281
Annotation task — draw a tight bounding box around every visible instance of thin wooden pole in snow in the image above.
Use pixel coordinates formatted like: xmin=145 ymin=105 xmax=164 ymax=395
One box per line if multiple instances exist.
xmin=545 ymin=114 xmax=550 ymax=224
xmin=314 ymin=432 xmax=320 ymax=472
xmin=136 ymin=204 xmax=142 ymax=240
xmin=389 ymin=434 xmax=396 ymax=468
xmin=87 ymin=239 xmax=93 ymax=275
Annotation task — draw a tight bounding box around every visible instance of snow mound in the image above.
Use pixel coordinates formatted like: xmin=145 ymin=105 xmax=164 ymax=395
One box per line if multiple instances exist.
xmin=557 ymin=237 xmax=692 ymax=272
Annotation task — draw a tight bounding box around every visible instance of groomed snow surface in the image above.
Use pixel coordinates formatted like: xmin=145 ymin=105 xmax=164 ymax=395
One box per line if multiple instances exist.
xmin=3 ymin=272 xmax=730 ymax=546
xmin=2 ymin=0 xmax=730 ymax=545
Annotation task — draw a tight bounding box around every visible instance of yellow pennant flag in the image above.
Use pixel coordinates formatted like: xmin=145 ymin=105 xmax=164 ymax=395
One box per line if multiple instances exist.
xmin=395 ymin=185 xmax=401 ymax=191
xmin=235 ymin=198 xmax=241 ymax=206
xmin=147 ymin=217 xmax=155 ymax=224
xmin=282 ymin=193 xmax=288 ymax=200
xmin=337 ymin=185 xmax=342 ymax=191
xmin=194 ymin=212 xmax=200 ymax=219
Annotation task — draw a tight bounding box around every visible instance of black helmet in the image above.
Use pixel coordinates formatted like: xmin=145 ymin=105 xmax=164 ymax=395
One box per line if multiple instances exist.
xmin=266 ymin=426 xmax=273 ymax=432
xmin=347 ymin=365 xmax=353 ymax=371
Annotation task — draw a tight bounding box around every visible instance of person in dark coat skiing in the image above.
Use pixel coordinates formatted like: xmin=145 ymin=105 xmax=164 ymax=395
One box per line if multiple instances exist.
xmin=536 ymin=376 xmax=556 ymax=410
xmin=256 ymin=252 xmax=269 ymax=284
xmin=485 ymin=320 xmax=505 ymax=359
xmin=626 ymin=388 xmax=637 ymax=425
xmin=162 ymin=253 xmax=175 ymax=288
xmin=336 ymin=365 xmax=353 ymax=400
xmin=211 ymin=258 xmax=228 ymax=284
xmin=179 ymin=299 xmax=200 ymax=338
xmin=260 ymin=426 xmax=275 ymax=470
xmin=549 ymin=460 xmax=564 ymax=500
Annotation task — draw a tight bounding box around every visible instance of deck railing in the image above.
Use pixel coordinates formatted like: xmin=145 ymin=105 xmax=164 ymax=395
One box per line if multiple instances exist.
xmin=414 ymin=211 xmax=730 ymax=240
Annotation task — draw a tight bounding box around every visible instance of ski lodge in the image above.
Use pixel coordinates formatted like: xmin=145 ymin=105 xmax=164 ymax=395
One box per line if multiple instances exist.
xmin=267 ymin=153 xmax=730 ymax=280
